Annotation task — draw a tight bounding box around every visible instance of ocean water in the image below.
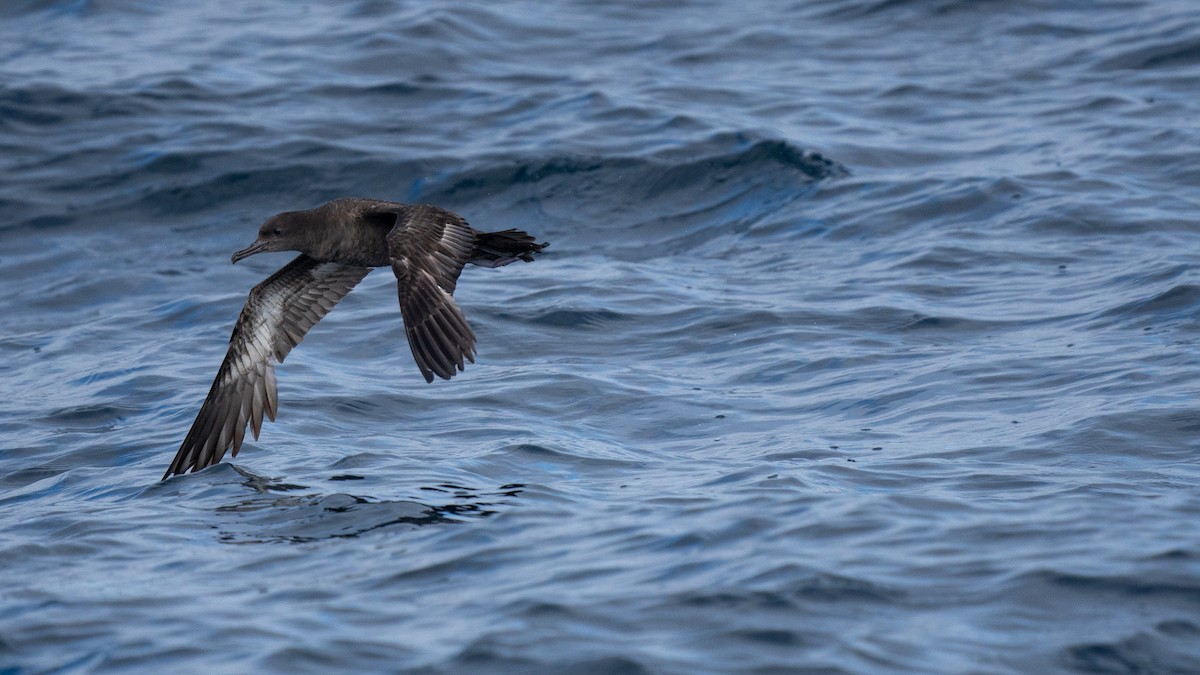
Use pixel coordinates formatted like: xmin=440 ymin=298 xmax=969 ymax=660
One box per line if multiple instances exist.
xmin=2 ymin=0 xmax=1199 ymax=672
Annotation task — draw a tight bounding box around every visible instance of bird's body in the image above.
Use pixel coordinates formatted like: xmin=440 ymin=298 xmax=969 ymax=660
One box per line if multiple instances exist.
xmin=164 ymin=198 xmax=548 ymax=479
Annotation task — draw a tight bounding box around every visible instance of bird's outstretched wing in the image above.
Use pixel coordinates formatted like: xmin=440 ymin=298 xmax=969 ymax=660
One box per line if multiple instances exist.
xmin=380 ymin=204 xmax=479 ymax=383
xmin=165 ymin=255 xmax=372 ymax=478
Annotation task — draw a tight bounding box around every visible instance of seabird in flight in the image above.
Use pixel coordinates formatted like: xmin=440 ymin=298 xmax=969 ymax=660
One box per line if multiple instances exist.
xmin=164 ymin=198 xmax=548 ymax=479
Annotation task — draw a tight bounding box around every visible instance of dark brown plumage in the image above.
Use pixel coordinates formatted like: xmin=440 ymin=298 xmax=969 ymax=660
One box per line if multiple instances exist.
xmin=164 ymin=198 xmax=548 ymax=479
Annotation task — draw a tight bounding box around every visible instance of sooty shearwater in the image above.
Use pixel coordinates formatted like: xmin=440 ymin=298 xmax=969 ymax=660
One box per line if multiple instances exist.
xmin=164 ymin=198 xmax=548 ymax=479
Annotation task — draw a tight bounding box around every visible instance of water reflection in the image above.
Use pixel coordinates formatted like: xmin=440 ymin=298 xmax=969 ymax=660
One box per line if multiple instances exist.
xmin=215 ymin=466 xmax=524 ymax=544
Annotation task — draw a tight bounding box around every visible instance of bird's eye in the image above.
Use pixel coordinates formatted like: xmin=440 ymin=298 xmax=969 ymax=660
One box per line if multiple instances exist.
xmin=272 ymin=228 xmax=282 ymax=236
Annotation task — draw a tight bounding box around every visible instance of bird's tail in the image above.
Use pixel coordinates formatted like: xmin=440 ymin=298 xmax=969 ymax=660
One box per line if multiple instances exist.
xmin=470 ymin=228 xmax=549 ymax=268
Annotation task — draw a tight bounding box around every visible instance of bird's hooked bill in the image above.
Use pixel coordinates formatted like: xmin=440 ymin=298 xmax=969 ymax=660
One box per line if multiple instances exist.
xmin=231 ymin=239 xmax=270 ymax=264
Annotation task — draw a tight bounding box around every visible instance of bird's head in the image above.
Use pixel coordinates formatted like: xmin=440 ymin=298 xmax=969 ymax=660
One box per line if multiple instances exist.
xmin=231 ymin=212 xmax=308 ymax=264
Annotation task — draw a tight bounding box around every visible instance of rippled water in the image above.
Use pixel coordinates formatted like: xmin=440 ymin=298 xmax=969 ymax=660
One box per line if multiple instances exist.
xmin=3 ymin=1 xmax=1200 ymax=673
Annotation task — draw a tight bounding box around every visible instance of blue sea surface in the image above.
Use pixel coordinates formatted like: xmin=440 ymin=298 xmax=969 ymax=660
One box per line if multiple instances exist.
xmin=2 ymin=1 xmax=1199 ymax=673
